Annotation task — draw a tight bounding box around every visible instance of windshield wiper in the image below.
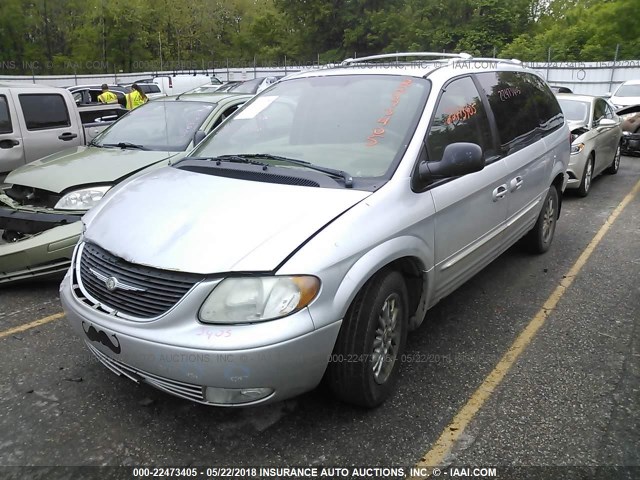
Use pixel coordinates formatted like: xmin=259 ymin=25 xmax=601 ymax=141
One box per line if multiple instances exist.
xmin=102 ymin=142 xmax=148 ymax=150
xmin=235 ymin=153 xmax=354 ymax=188
xmin=189 ymin=155 xmax=271 ymax=167
xmin=87 ymin=139 xmax=104 ymax=148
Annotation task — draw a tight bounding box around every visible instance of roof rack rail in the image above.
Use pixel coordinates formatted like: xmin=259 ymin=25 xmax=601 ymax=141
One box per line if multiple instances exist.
xmin=448 ymin=57 xmax=524 ymax=67
xmin=341 ymin=52 xmax=472 ymax=65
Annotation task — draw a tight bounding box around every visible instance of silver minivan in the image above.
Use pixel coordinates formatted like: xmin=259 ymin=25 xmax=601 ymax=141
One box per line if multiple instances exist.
xmin=60 ymin=53 xmax=570 ymax=408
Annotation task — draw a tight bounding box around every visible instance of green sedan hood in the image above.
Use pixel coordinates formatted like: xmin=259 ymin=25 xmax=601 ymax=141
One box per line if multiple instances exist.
xmin=6 ymin=146 xmax=181 ymax=193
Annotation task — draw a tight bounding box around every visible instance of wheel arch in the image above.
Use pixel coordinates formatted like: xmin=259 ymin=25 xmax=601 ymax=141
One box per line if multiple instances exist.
xmin=331 ymin=237 xmax=433 ymax=333
xmin=552 ymin=172 xmax=564 ymax=218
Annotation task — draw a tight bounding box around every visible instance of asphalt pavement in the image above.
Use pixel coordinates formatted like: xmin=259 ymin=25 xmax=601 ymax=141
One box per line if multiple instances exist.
xmin=0 ymin=157 xmax=638 ymax=479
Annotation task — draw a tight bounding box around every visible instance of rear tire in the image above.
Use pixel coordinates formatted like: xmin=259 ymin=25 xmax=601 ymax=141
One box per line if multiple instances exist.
xmin=525 ymin=186 xmax=558 ymax=254
xmin=606 ymin=143 xmax=621 ymax=174
xmin=326 ymin=269 xmax=408 ymax=408
xmin=577 ymin=154 xmax=594 ymax=197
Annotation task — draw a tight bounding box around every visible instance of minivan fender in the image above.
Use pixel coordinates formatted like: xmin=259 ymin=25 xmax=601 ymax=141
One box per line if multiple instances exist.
xmin=331 ymin=235 xmax=434 ymax=330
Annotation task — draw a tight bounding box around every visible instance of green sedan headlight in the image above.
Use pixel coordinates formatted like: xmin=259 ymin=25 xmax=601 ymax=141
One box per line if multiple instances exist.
xmin=54 ymin=186 xmax=111 ymax=211
xmin=199 ymin=276 xmax=320 ymax=324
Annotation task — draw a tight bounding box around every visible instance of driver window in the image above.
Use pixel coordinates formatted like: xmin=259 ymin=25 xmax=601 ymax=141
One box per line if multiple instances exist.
xmin=426 ymin=76 xmax=493 ymax=162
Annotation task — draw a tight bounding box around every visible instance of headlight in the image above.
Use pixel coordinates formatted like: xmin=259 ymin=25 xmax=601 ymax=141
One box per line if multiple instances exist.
xmin=54 ymin=186 xmax=111 ymax=210
xmin=570 ymin=143 xmax=585 ymax=155
xmin=199 ymin=276 xmax=320 ymax=324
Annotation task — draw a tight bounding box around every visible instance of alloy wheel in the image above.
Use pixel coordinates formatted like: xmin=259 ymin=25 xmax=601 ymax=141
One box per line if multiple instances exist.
xmin=372 ymin=293 xmax=402 ymax=385
xmin=542 ymin=195 xmax=555 ymax=243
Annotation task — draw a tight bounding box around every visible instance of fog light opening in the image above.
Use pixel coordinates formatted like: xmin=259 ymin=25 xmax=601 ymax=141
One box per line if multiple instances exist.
xmin=205 ymin=387 xmax=274 ymax=404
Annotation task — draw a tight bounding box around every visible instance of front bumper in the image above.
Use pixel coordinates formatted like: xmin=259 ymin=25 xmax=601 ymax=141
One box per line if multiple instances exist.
xmin=0 ymin=221 xmax=82 ymax=284
xmin=0 ymin=205 xmax=81 ymax=234
xmin=565 ymin=151 xmax=589 ymax=189
xmin=60 ymin=272 xmax=342 ymax=406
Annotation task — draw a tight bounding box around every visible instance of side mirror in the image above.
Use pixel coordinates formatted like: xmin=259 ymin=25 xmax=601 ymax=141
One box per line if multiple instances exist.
xmin=419 ymin=143 xmax=484 ymax=181
xmin=193 ymin=130 xmax=207 ymax=146
xmin=598 ymin=118 xmax=616 ymax=128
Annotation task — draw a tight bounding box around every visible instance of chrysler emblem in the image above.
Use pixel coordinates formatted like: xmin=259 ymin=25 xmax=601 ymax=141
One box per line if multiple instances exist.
xmin=89 ymin=268 xmax=146 ymax=293
xmin=105 ymin=276 xmax=118 ymax=291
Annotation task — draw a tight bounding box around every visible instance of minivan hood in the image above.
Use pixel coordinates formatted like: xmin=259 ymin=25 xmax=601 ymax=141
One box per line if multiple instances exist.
xmin=6 ymin=146 xmax=179 ymax=193
xmin=84 ymin=167 xmax=371 ymax=273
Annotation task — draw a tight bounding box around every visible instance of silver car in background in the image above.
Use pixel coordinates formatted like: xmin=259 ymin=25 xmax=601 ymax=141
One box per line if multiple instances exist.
xmin=556 ymin=94 xmax=623 ymax=197
xmin=61 ymin=53 xmax=569 ymax=408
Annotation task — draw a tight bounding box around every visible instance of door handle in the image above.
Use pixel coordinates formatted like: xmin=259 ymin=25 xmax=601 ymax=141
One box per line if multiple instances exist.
xmin=0 ymin=139 xmax=20 ymax=149
xmin=492 ymin=184 xmax=508 ymax=202
xmin=510 ymin=176 xmax=523 ymax=192
xmin=58 ymin=132 xmax=78 ymax=141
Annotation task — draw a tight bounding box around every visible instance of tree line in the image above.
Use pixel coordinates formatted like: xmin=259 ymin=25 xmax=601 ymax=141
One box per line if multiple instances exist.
xmin=0 ymin=0 xmax=638 ymax=75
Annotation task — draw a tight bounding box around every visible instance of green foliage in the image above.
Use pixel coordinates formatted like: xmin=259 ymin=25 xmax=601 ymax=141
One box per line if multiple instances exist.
xmin=501 ymin=0 xmax=640 ymax=61
xmin=0 ymin=0 xmax=637 ymax=75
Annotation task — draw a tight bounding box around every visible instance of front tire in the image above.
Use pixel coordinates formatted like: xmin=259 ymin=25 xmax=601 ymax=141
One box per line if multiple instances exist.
xmin=577 ymin=154 xmax=594 ymax=197
xmin=525 ymin=185 xmax=559 ymax=254
xmin=326 ymin=269 xmax=408 ymax=408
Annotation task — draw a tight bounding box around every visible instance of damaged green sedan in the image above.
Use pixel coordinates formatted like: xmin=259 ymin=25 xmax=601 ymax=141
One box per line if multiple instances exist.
xmin=0 ymin=92 xmax=250 ymax=283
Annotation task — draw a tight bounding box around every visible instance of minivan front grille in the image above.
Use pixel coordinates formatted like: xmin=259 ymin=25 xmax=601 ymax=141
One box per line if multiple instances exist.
xmin=77 ymin=242 xmax=203 ymax=319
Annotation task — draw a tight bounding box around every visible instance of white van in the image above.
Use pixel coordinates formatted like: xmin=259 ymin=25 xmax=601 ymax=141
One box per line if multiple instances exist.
xmin=150 ymin=75 xmax=214 ymax=96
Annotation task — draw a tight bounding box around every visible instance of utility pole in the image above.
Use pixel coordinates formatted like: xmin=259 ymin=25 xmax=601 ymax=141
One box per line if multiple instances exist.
xmin=159 ymin=32 xmax=163 ymax=71
xmin=102 ymin=0 xmax=106 ymax=64
xmin=608 ymin=44 xmax=619 ymax=94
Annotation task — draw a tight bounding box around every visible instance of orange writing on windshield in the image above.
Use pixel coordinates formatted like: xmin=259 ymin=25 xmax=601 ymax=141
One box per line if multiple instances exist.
xmin=367 ymin=79 xmax=413 ymax=146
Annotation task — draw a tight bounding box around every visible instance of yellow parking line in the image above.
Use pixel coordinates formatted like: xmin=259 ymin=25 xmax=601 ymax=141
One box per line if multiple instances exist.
xmin=412 ymin=177 xmax=640 ymax=478
xmin=0 ymin=312 xmax=65 ymax=340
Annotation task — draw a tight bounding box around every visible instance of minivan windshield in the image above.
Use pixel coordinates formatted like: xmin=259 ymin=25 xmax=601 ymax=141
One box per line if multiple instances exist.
xmin=192 ymin=75 xmax=430 ymax=179
xmin=558 ymin=99 xmax=590 ymax=124
xmin=93 ymin=101 xmax=215 ymax=151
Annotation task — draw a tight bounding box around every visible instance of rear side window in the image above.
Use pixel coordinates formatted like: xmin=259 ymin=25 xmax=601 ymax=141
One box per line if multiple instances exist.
xmin=476 ymin=72 xmax=563 ymax=154
xmin=0 ymin=95 xmax=13 ymax=133
xmin=140 ymin=84 xmax=160 ymax=94
xmin=426 ymin=76 xmax=495 ymax=162
xmin=19 ymin=94 xmax=71 ymax=130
